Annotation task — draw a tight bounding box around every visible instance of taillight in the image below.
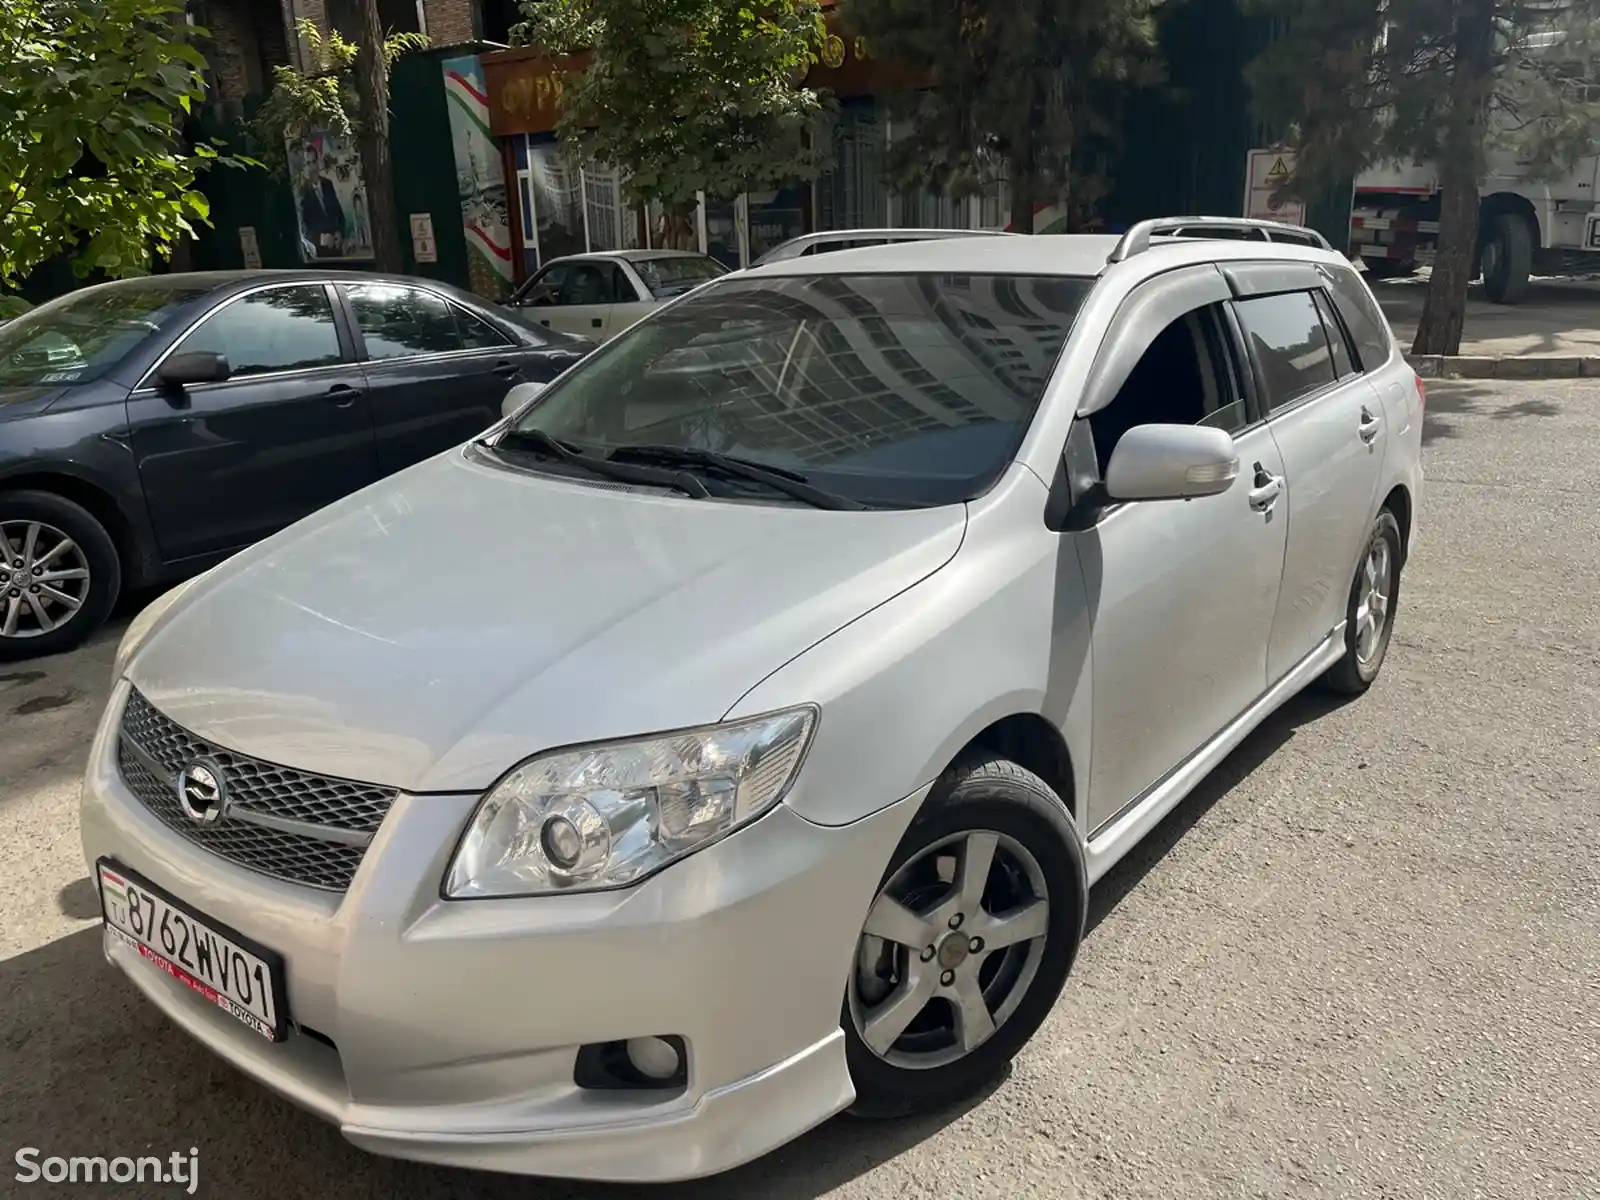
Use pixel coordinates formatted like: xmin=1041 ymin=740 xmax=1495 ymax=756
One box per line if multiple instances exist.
xmin=1414 ymin=373 xmax=1426 ymax=409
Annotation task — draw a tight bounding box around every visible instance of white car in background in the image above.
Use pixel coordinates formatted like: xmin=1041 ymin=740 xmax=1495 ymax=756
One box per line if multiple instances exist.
xmin=504 ymin=249 xmax=729 ymax=343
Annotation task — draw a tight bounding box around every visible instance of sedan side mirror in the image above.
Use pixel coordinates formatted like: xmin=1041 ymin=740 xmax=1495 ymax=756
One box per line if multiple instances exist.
xmin=157 ymin=351 xmax=231 ymax=389
xmin=1104 ymin=423 xmax=1240 ymax=502
xmin=501 ymin=380 xmax=547 ymax=420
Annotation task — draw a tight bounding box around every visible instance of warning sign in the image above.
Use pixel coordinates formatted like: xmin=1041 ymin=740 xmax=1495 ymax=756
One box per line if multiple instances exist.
xmin=1244 ymin=148 xmax=1306 ymax=226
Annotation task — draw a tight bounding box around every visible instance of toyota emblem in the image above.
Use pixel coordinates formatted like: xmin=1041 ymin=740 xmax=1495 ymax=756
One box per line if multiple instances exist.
xmin=177 ymin=757 xmax=228 ymax=824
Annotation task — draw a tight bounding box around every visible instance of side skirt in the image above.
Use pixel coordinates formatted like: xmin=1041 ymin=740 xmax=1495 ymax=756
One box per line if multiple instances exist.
xmin=1084 ymin=625 xmax=1347 ymax=886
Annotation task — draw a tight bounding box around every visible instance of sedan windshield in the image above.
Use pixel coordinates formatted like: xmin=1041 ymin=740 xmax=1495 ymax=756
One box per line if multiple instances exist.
xmin=0 ymin=283 xmax=207 ymax=387
xmin=632 ymin=255 xmax=730 ymax=299
xmin=506 ymin=272 xmax=1093 ymax=508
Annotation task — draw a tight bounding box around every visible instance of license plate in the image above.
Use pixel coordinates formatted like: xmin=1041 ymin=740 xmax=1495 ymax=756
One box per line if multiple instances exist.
xmin=97 ymin=859 xmax=287 ymax=1042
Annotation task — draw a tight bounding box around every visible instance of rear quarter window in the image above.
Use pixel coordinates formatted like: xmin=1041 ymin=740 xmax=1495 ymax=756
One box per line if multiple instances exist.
xmin=1322 ymin=265 xmax=1395 ymax=370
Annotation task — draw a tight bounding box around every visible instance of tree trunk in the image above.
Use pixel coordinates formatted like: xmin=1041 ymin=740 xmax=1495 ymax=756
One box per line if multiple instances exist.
xmin=1412 ymin=0 xmax=1496 ymax=356
xmin=348 ymin=0 xmax=401 ymax=271
xmin=1009 ymin=153 xmax=1035 ymax=235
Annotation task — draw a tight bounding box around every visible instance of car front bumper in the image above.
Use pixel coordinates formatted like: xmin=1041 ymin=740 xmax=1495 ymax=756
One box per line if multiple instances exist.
xmin=81 ymin=681 xmax=923 ymax=1182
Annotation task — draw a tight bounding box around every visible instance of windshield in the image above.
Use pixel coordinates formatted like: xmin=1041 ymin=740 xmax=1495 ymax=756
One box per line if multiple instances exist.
xmin=0 ymin=283 xmax=207 ymax=387
xmin=632 ymin=256 xmax=729 ymax=299
xmin=506 ymin=272 xmax=1093 ymax=508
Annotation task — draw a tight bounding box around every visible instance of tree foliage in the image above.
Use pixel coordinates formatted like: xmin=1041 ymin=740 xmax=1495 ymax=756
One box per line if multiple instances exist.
xmin=0 ymin=0 xmax=226 ymax=287
xmin=838 ymin=0 xmax=1164 ymax=233
xmin=1249 ymin=0 xmax=1600 ymax=354
xmin=248 ymin=18 xmax=428 ymax=178
xmin=512 ymin=0 xmax=831 ymax=216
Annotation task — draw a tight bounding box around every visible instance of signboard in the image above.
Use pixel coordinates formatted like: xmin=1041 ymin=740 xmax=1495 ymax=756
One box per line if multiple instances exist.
xmin=481 ymin=15 xmax=929 ymax=137
xmin=409 ymin=213 xmax=438 ymax=263
xmin=238 ymin=226 xmax=261 ymax=269
xmin=1244 ymin=149 xmax=1307 ymax=226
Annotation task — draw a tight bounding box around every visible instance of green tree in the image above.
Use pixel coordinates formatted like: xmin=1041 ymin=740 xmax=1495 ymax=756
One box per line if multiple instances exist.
xmin=838 ymin=0 xmax=1163 ymax=233
xmin=251 ymin=16 xmax=427 ymax=269
xmin=512 ymin=0 xmax=830 ymax=245
xmin=0 ymin=0 xmax=222 ymax=287
xmin=1249 ymin=0 xmax=1600 ymax=355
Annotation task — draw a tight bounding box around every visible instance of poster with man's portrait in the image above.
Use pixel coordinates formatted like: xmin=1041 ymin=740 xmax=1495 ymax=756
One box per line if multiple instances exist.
xmin=288 ymin=131 xmax=373 ymax=262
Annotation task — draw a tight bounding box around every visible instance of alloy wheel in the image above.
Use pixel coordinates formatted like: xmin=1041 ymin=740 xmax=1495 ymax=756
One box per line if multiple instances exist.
xmin=848 ymin=830 xmax=1051 ymax=1071
xmin=0 ymin=520 xmax=92 ymax=640
xmin=1354 ymin=534 xmax=1392 ymax=666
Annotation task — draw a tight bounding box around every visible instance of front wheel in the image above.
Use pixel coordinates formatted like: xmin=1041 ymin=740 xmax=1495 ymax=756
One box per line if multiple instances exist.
xmin=843 ymin=756 xmax=1085 ymax=1118
xmin=1322 ymin=510 xmax=1403 ymax=695
xmin=0 ymin=491 xmax=121 ymax=661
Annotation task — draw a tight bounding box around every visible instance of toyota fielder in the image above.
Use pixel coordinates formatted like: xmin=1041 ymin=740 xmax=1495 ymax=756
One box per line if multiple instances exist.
xmin=83 ymin=219 xmax=1422 ymax=1182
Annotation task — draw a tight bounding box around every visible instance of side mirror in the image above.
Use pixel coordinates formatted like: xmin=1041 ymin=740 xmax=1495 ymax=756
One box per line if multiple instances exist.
xmin=157 ymin=351 xmax=231 ymax=388
xmin=501 ymin=380 xmax=547 ymax=420
xmin=1104 ymin=423 xmax=1240 ymax=502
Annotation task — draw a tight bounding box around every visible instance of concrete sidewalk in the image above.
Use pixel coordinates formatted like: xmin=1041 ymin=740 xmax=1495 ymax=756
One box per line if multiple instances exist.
xmin=1371 ymin=275 xmax=1600 ymax=378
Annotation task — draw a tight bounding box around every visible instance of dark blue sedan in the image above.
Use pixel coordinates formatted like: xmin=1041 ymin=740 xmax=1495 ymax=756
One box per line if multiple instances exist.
xmin=0 ymin=271 xmax=592 ymax=659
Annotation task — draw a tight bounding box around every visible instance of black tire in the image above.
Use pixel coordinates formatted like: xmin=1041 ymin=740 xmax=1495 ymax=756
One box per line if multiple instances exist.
xmin=1363 ymin=258 xmax=1417 ymax=281
xmin=843 ymin=755 xmax=1086 ymax=1119
xmin=1321 ymin=509 xmax=1403 ymax=696
xmin=0 ymin=490 xmax=121 ymax=661
xmin=1482 ymin=212 xmax=1533 ymax=305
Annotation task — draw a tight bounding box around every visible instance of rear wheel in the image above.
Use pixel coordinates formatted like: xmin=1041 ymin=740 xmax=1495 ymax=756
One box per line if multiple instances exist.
xmin=0 ymin=491 xmax=121 ymax=661
xmin=1481 ymin=211 xmax=1533 ymax=305
xmin=843 ymin=756 xmax=1085 ymax=1118
xmin=1321 ymin=509 xmax=1403 ymax=696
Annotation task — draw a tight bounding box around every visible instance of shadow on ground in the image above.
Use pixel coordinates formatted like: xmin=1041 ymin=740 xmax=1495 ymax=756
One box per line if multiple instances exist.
xmin=1420 ymin=379 xmax=1564 ymax=446
xmin=1085 ymin=686 xmax=1351 ymax=937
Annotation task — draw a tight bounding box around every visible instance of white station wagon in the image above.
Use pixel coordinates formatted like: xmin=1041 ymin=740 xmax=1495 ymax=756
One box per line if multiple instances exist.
xmin=86 ymin=217 xmax=1422 ymax=1184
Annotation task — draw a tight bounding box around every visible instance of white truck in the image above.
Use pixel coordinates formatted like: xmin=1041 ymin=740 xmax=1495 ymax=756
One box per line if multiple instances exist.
xmin=1347 ymin=152 xmax=1600 ymax=304
xmin=1349 ymin=26 xmax=1600 ymax=305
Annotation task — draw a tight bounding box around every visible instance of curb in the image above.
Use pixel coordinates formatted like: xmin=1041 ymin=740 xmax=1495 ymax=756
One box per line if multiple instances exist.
xmin=1406 ymin=355 xmax=1600 ymax=380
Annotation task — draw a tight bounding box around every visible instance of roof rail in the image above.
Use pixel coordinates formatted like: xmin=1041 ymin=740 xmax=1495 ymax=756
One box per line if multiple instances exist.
xmin=1107 ymin=216 xmax=1332 ymax=263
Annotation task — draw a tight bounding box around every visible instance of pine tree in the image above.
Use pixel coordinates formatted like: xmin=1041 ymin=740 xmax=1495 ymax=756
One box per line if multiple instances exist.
xmin=837 ymin=0 xmax=1163 ymax=233
xmin=1249 ymin=0 xmax=1600 ymax=355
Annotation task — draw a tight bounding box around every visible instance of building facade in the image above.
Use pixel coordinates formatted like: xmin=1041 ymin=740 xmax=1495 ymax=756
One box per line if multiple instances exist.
xmin=478 ymin=26 xmax=1030 ymax=279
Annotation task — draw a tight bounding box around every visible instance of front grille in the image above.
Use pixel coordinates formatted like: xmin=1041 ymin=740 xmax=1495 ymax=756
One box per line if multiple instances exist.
xmin=117 ymin=690 xmax=399 ymax=893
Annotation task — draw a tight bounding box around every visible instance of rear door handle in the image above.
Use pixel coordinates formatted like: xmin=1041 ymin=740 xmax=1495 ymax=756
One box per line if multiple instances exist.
xmin=492 ymin=360 xmax=519 ymax=377
xmin=1359 ymin=406 xmax=1381 ymax=444
xmin=326 ymin=383 xmax=359 ymax=408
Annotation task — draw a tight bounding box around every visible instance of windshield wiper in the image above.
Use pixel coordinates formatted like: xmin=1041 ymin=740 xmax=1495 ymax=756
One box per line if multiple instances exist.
xmin=492 ymin=428 xmax=711 ymax=499
xmin=606 ymin=444 xmax=866 ymax=511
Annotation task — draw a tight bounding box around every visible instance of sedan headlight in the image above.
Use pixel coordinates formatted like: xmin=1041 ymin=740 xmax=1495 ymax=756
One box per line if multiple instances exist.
xmin=444 ymin=706 xmax=817 ymax=898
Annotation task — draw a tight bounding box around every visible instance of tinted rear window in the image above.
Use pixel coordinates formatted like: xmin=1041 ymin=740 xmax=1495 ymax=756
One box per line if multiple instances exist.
xmin=632 ymin=256 xmax=728 ymax=299
xmin=509 ymin=272 xmax=1094 ymax=508
xmin=1322 ymin=264 xmax=1395 ymax=370
xmin=1235 ymin=291 xmax=1338 ymax=410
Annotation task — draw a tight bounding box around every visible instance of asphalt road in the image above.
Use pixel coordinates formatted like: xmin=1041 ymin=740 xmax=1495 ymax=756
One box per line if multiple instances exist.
xmin=3 ymin=379 xmax=1597 ymax=1199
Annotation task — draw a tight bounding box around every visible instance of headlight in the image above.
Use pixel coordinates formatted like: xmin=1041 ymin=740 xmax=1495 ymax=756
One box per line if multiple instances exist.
xmin=444 ymin=706 xmax=817 ymax=898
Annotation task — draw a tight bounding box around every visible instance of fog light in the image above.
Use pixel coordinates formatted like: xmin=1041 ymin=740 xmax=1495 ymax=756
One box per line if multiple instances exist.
xmin=625 ymin=1036 xmax=682 ymax=1081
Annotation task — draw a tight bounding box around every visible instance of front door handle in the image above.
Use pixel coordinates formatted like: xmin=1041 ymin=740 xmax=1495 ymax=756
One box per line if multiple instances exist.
xmin=1359 ymin=406 xmax=1381 ymax=444
xmin=1248 ymin=462 xmax=1284 ymax=512
xmin=492 ymin=360 xmax=519 ymax=377
xmin=325 ymin=383 xmax=359 ymax=408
